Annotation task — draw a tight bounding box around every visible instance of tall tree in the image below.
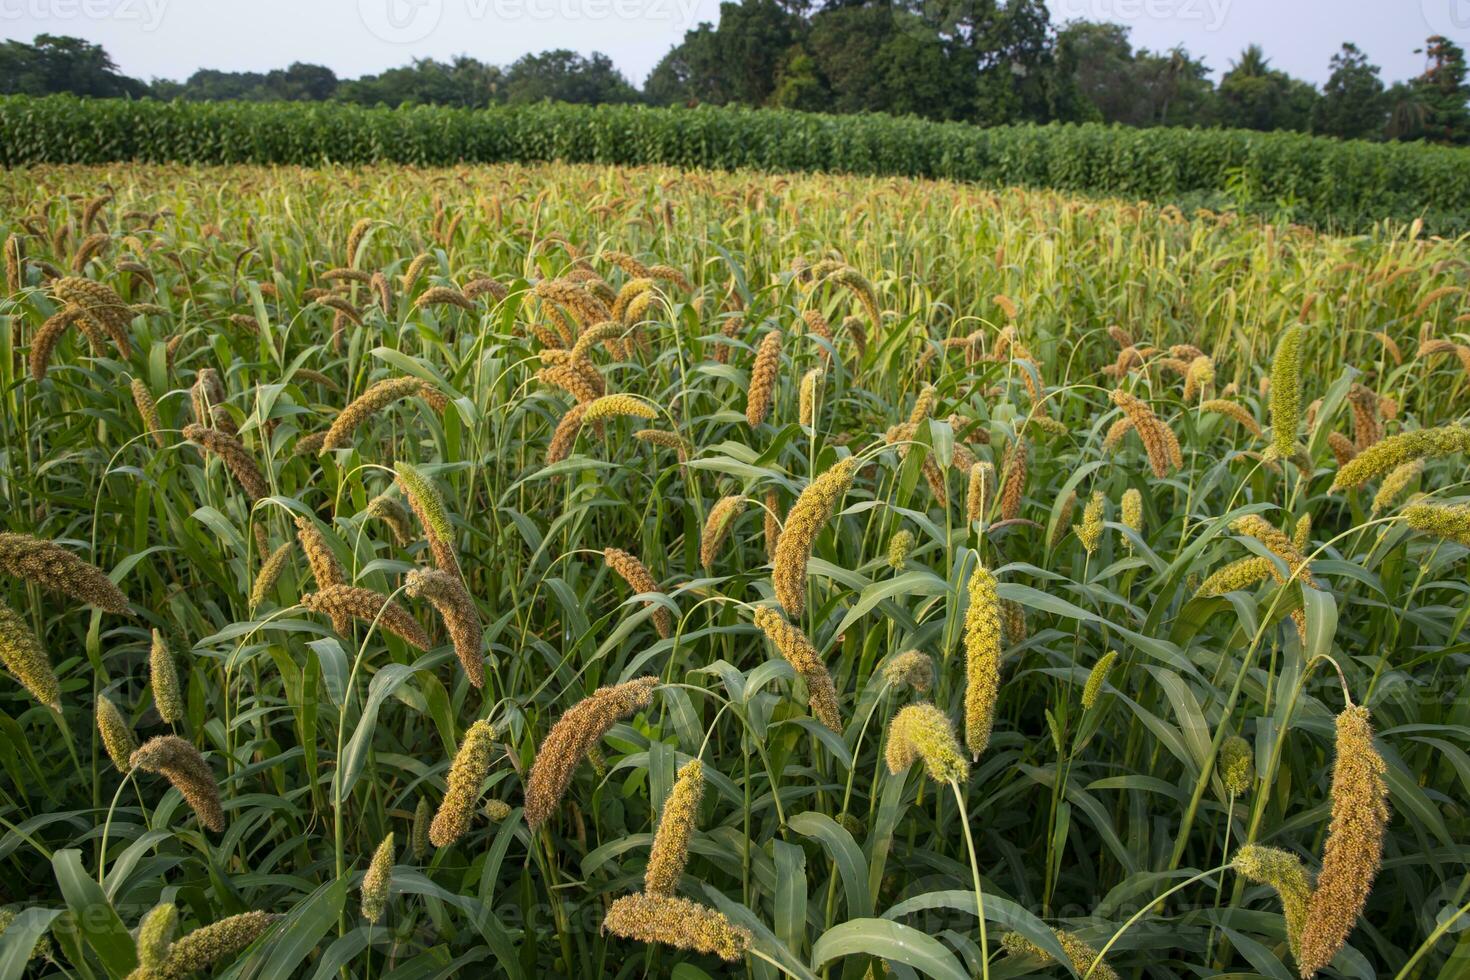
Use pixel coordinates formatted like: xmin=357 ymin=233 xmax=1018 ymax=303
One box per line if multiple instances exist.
xmin=0 ymin=34 xmax=145 ymax=97
xmin=1313 ymin=43 xmax=1385 ymax=140
xmin=1218 ymin=44 xmax=1316 ymax=132
xmin=503 ymin=50 xmax=639 ymax=105
xmin=645 ymin=0 xmax=803 ymax=107
xmin=1412 ymin=35 xmax=1470 ymax=144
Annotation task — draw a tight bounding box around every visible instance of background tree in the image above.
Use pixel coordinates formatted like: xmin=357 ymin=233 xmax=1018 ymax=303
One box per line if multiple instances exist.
xmin=1218 ymin=44 xmax=1316 ymax=132
xmin=1313 ymin=43 xmax=1386 ymax=140
xmin=0 ymin=34 xmax=146 ymax=97
xmin=503 ymin=50 xmax=640 ymax=105
xmin=1412 ymin=35 xmax=1470 ymax=144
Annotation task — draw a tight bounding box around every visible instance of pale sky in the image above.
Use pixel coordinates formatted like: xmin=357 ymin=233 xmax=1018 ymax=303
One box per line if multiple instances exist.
xmin=0 ymin=0 xmax=1464 ymax=90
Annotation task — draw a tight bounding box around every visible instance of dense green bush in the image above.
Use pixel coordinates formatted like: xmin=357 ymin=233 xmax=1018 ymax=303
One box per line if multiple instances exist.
xmin=2 ymin=94 xmax=1468 ymax=233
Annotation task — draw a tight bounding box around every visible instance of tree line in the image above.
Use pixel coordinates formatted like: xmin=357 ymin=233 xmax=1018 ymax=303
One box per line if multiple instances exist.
xmin=2 ymin=0 xmax=1468 ymax=145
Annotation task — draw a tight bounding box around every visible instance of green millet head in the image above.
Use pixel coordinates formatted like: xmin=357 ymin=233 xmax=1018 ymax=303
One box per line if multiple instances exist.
xmin=96 ymin=694 xmax=137 ymax=771
xmin=149 ymin=629 xmax=184 ymax=725
xmin=0 ymin=600 xmax=60 ymax=709
xmin=1081 ymin=651 xmax=1118 ymax=710
xmin=1220 ymin=735 xmax=1255 ymax=796
xmin=135 ymin=902 xmax=178 ymax=970
xmin=1233 ymin=844 xmax=1312 ymax=963
xmin=886 ymin=703 xmax=969 ymax=784
xmin=360 ymin=832 xmax=395 ymax=924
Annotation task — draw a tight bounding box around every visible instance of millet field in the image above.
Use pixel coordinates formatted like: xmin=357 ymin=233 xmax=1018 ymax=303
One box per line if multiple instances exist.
xmin=0 ymin=162 xmax=1468 ymax=980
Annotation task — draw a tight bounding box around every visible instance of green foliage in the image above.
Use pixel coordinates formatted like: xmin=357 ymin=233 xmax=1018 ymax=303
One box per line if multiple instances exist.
xmin=1314 ymin=43 xmax=1388 ymax=140
xmin=4 ymin=93 xmax=1470 ymax=232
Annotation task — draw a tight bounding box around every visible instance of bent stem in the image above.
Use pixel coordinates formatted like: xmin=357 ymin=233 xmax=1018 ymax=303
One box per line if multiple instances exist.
xmin=1085 ymin=864 xmax=1230 ymax=978
xmin=951 ymin=779 xmax=989 ymax=980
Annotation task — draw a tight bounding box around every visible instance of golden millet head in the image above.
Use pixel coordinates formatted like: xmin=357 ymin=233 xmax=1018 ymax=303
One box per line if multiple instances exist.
xmin=1370 ymin=459 xmax=1422 ymax=516
xmin=429 ymin=720 xmax=497 ymax=848
xmin=484 ymin=799 xmax=512 ymax=821
xmin=97 ymin=694 xmax=137 ymax=771
xmin=130 ymin=735 xmax=224 ymax=833
xmin=0 ymin=532 xmax=129 ymax=614
xmin=699 ymin=495 xmax=747 ymax=569
xmin=752 ymin=607 xmax=842 ymax=733
xmin=1333 ymin=425 xmax=1470 ymax=491
xmin=881 ymin=650 xmax=934 ymax=693
xmin=582 ymin=393 xmax=658 ymax=423
xmin=772 ymin=456 xmax=855 ymax=617
xmin=360 ymin=832 xmax=395 ymax=924
xmin=644 ymin=758 xmax=704 ymax=897
xmin=1268 ymin=323 xmax=1305 ymax=460
xmin=886 ymin=703 xmax=969 ymax=784
xmin=1121 ymin=487 xmax=1143 ymax=537
xmin=1078 ymin=490 xmax=1105 ymax=554
xmin=525 ymin=677 xmax=659 ymax=830
xmin=1297 ymin=705 xmax=1390 ymax=978
xmin=962 ymin=563 xmax=1002 ymax=759
xmin=602 ymin=893 xmax=751 ymax=962
xmin=1220 ymin=735 xmax=1255 ymax=796
xmin=1196 ymin=556 xmax=1276 ymax=598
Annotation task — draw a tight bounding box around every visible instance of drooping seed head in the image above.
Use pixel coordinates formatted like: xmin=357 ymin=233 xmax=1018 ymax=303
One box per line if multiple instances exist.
xmin=1234 ymin=844 xmax=1313 ymax=964
xmin=135 ymin=902 xmax=178 ymax=971
xmin=524 ymin=677 xmax=659 ymax=829
xmin=156 ymin=910 xmax=274 ymax=977
xmin=753 ymin=607 xmax=841 ymax=733
xmin=1297 ymin=706 xmax=1390 ymax=978
xmin=881 ymin=650 xmax=934 ymax=693
xmin=0 ymin=601 xmax=60 ymax=709
xmin=130 ymin=735 xmax=224 ymax=832
xmin=601 ymin=893 xmax=751 ymax=962
xmin=699 ymin=495 xmax=746 ymax=569
xmin=0 ymin=532 xmax=129 ymax=614
xmin=405 ymin=568 xmax=484 ymax=688
xmin=429 ymin=720 xmax=497 ymax=847
xmin=771 ymin=457 xmax=855 ymax=617
xmin=886 ymin=703 xmax=969 ymax=784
